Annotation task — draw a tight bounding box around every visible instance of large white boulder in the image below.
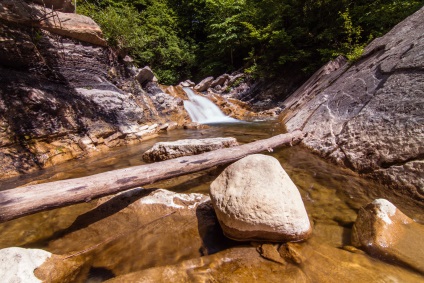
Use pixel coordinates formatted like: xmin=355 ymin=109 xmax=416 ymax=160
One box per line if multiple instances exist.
xmin=210 ymin=154 xmax=312 ymax=242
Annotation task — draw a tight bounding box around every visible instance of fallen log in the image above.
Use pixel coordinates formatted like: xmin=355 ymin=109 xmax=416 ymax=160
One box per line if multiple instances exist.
xmin=0 ymin=130 xmax=304 ymax=222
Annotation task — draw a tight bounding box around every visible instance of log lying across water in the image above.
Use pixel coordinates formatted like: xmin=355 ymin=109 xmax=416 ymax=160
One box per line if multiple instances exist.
xmin=0 ymin=130 xmax=304 ymax=222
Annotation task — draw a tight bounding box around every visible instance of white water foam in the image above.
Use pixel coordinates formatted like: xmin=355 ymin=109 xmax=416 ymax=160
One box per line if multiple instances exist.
xmin=183 ymin=87 xmax=239 ymax=124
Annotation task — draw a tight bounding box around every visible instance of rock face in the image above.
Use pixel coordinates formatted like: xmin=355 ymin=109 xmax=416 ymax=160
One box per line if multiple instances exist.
xmin=0 ymin=1 xmax=191 ymax=178
xmin=281 ymin=7 xmax=424 ymax=199
xmin=352 ymin=199 xmax=424 ymax=274
xmin=142 ymin=137 xmax=239 ymax=162
xmin=210 ymin=154 xmax=312 ymax=242
xmin=0 ymin=0 xmax=106 ymax=46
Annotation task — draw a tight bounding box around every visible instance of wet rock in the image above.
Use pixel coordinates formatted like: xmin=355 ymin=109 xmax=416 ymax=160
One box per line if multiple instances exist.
xmin=47 ymin=189 xmax=234 ymax=276
xmin=142 ymin=137 xmax=239 ymax=162
xmin=164 ymin=85 xmax=189 ymax=100
xmin=78 ymin=136 xmax=96 ymax=151
xmin=352 ymin=199 xmax=424 ymax=273
xmin=106 ymin=239 xmax=423 ymax=283
xmin=194 ymin=76 xmax=214 ymax=92
xmin=183 ymin=122 xmax=209 ymax=130
xmin=210 ymin=154 xmax=312 ymax=242
xmin=257 ymin=243 xmax=286 ymax=264
xmin=281 ymin=7 xmax=424 ymax=199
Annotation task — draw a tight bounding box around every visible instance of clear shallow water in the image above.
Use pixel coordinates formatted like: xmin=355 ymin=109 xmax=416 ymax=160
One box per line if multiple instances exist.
xmin=1 ymin=120 xmax=423 ymax=281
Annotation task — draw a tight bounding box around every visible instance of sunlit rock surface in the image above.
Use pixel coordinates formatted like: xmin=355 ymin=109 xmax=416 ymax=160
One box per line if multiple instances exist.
xmin=281 ymin=7 xmax=424 ymax=199
xmin=352 ymin=199 xmax=424 ymax=274
xmin=142 ymin=137 xmax=239 ymax=162
xmin=0 ymin=1 xmax=189 ymax=178
xmin=210 ymin=154 xmax=312 ymax=242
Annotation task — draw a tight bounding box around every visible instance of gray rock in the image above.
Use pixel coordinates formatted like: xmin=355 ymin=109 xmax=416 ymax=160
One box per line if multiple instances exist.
xmin=210 ymin=154 xmax=312 ymax=242
xmin=142 ymin=137 xmax=238 ymax=162
xmin=135 ymin=66 xmax=156 ymax=85
xmin=281 ymin=7 xmax=424 ymax=198
xmin=194 ymin=76 xmax=214 ymax=92
xmin=210 ymin=74 xmax=230 ymax=88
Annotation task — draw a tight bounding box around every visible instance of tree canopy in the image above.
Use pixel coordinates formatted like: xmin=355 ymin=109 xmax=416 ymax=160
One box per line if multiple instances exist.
xmin=77 ymin=0 xmax=424 ymax=85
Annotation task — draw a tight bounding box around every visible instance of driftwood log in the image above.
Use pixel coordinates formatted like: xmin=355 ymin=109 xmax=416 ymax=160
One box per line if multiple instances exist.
xmin=0 ymin=130 xmax=304 ymax=222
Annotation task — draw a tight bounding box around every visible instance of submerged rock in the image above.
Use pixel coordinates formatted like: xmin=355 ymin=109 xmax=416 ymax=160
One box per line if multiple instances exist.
xmin=281 ymin=7 xmax=424 ymax=199
xmin=210 ymin=154 xmax=312 ymax=242
xmin=47 ymin=189 xmax=234 ymax=276
xmin=142 ymin=137 xmax=239 ymax=162
xmin=352 ymin=199 xmax=424 ymax=273
xmin=106 ymin=239 xmax=423 ymax=283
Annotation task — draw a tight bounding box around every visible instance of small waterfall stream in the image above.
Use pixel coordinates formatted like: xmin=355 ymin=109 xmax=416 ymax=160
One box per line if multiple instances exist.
xmin=183 ymin=87 xmax=239 ymax=124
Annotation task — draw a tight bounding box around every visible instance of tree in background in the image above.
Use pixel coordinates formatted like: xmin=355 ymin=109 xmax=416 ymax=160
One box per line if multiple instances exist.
xmin=77 ymin=0 xmax=424 ymax=86
xmin=78 ymin=0 xmax=195 ymax=85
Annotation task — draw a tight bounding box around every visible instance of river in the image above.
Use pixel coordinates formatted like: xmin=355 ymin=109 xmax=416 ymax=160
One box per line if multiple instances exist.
xmin=1 ymin=120 xmax=423 ymax=282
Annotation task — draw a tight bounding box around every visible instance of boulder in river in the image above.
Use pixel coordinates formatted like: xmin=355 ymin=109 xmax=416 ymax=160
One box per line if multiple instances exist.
xmin=210 ymin=154 xmax=312 ymax=242
xmin=352 ymin=199 xmax=424 ymax=274
xmin=280 ymin=7 xmax=424 ymax=199
xmin=142 ymin=137 xmax=239 ymax=162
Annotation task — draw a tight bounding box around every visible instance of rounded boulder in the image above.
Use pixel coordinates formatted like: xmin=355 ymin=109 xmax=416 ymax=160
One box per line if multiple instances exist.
xmin=210 ymin=154 xmax=312 ymax=242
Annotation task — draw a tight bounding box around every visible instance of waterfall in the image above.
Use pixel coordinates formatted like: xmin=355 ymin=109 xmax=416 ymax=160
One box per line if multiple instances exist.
xmin=183 ymin=87 xmax=239 ymax=124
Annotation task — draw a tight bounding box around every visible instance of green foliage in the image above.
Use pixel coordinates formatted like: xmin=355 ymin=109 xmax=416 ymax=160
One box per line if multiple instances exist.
xmin=77 ymin=0 xmax=195 ymax=84
xmin=77 ymin=0 xmax=424 ymax=85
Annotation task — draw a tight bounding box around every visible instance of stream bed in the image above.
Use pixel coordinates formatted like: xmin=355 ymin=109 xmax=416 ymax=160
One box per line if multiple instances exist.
xmin=1 ymin=120 xmax=423 ymax=282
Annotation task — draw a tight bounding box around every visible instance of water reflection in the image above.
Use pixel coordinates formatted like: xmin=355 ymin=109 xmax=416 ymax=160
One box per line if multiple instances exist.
xmin=1 ymin=120 xmax=423 ymax=281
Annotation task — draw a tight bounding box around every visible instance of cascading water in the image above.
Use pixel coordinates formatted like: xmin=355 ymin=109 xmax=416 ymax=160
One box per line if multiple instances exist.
xmin=183 ymin=87 xmax=239 ymax=124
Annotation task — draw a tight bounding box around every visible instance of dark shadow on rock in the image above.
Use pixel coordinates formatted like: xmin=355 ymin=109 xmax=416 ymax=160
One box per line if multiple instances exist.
xmin=195 ymin=200 xmax=240 ymax=256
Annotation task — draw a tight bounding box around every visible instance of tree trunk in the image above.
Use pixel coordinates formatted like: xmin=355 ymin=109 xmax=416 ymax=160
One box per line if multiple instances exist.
xmin=0 ymin=130 xmax=304 ymax=222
